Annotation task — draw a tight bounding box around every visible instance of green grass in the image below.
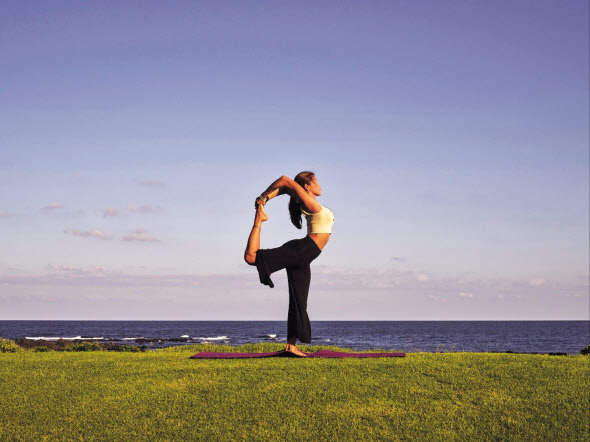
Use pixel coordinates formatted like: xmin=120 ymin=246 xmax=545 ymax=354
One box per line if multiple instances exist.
xmin=0 ymin=343 xmax=588 ymax=441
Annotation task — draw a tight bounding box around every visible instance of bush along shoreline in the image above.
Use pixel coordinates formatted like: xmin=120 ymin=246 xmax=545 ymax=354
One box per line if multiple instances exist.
xmin=0 ymin=337 xmax=143 ymax=352
xmin=2 ymin=337 xmax=590 ymax=355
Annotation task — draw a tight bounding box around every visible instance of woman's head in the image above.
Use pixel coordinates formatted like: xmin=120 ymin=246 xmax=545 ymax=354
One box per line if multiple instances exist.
xmin=295 ymin=171 xmax=322 ymax=196
xmin=294 ymin=171 xmax=319 ymax=196
xmin=289 ymin=170 xmax=317 ymax=229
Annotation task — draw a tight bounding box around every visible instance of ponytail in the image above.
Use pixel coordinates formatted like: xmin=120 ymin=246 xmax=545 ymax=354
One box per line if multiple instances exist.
xmin=288 ymin=171 xmax=315 ymax=229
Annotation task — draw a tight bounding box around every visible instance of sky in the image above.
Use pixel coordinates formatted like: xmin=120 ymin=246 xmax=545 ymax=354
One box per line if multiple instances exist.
xmin=1 ymin=1 xmax=588 ymax=320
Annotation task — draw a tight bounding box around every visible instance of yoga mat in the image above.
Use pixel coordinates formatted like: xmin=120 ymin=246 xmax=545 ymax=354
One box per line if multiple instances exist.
xmin=190 ymin=349 xmax=405 ymax=359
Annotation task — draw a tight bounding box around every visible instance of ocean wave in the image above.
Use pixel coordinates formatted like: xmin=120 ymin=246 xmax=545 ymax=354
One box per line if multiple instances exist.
xmin=122 ymin=337 xmax=144 ymax=341
xmin=195 ymin=336 xmax=229 ymax=341
xmin=25 ymin=336 xmax=104 ymax=341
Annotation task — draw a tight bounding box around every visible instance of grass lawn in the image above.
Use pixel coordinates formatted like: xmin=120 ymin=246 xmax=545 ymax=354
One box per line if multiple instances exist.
xmin=1 ymin=343 xmax=588 ymax=441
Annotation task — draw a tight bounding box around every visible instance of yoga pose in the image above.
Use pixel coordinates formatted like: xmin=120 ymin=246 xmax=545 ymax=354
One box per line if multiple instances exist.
xmin=244 ymin=172 xmax=334 ymax=357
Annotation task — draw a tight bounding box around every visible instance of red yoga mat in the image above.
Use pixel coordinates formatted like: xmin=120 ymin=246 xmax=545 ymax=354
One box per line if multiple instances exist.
xmin=190 ymin=349 xmax=405 ymax=359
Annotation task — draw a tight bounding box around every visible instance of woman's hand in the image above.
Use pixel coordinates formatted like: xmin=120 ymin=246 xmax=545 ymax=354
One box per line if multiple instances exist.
xmin=254 ymin=195 xmax=268 ymax=208
xmin=253 ymin=181 xmax=284 ymax=208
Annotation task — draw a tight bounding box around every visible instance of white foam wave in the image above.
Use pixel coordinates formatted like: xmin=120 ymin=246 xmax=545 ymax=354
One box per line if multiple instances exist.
xmin=180 ymin=335 xmax=189 ymax=338
xmin=196 ymin=336 xmax=229 ymax=341
xmin=25 ymin=336 xmax=104 ymax=341
xmin=122 ymin=337 xmax=144 ymax=341
xmin=266 ymin=334 xmax=277 ymax=338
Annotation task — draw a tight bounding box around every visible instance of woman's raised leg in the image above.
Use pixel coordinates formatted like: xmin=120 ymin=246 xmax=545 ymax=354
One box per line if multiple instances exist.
xmin=244 ymin=204 xmax=268 ymax=265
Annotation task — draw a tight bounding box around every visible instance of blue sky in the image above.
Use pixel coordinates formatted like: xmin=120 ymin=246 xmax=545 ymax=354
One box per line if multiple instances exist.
xmin=1 ymin=1 xmax=588 ymax=320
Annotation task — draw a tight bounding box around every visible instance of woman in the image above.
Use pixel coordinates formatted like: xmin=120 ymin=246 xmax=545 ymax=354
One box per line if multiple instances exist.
xmin=244 ymin=171 xmax=334 ymax=357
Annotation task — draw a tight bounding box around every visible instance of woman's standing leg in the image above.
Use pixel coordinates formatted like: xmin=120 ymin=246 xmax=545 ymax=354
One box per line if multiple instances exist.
xmin=244 ymin=205 xmax=267 ymax=265
xmin=286 ymin=264 xmax=312 ymax=354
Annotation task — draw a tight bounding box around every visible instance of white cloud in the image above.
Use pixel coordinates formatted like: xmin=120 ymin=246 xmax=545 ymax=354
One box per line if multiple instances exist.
xmin=122 ymin=229 xmax=160 ymax=242
xmin=459 ymin=292 xmax=474 ymax=298
xmin=64 ymin=229 xmax=109 ymax=240
xmin=127 ymin=204 xmax=152 ymax=213
xmin=2 ymin=265 xmax=588 ymax=320
xmin=528 ymin=278 xmax=546 ymax=287
xmin=139 ymin=179 xmax=165 ymax=187
xmin=42 ymin=203 xmax=65 ymax=210
xmin=48 ymin=264 xmax=107 ymax=275
xmin=57 ymin=265 xmax=82 ymax=272
xmin=101 ymin=208 xmax=119 ymax=217
xmin=1 ymin=266 xmax=253 ymax=290
xmin=416 ymin=273 xmax=430 ymax=282
xmin=0 ymin=210 xmax=17 ymax=218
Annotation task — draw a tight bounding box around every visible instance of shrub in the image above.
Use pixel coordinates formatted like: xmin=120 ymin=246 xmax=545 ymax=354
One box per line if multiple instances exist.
xmin=581 ymin=345 xmax=590 ymax=355
xmin=0 ymin=338 xmax=22 ymax=353
xmin=33 ymin=346 xmax=52 ymax=352
xmin=113 ymin=344 xmax=141 ymax=352
xmin=63 ymin=342 xmax=103 ymax=352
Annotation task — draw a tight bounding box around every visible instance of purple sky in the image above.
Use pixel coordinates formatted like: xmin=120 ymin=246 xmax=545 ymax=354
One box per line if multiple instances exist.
xmin=1 ymin=1 xmax=588 ymax=319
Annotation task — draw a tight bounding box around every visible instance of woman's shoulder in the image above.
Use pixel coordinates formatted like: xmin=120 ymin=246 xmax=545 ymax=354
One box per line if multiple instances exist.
xmin=302 ymin=205 xmax=323 ymax=216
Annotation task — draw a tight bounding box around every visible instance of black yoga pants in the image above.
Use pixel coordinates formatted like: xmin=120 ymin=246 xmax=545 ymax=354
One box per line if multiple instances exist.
xmin=255 ymin=236 xmax=322 ymax=343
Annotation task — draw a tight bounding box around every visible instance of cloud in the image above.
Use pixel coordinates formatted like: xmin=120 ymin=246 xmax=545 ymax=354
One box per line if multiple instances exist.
xmin=101 ymin=208 xmax=119 ymax=217
xmin=3 ymin=265 xmax=589 ymax=319
xmin=0 ymin=210 xmax=17 ymax=218
xmin=139 ymin=179 xmax=165 ymax=187
xmin=64 ymin=229 xmax=109 ymax=240
xmin=122 ymin=229 xmax=160 ymax=242
xmin=528 ymin=278 xmax=546 ymax=287
xmin=49 ymin=264 xmax=82 ymax=272
xmin=48 ymin=264 xmax=107 ymax=274
xmin=1 ymin=266 xmax=253 ymax=289
xmin=308 ymin=266 xmax=580 ymax=300
xmin=42 ymin=203 xmax=65 ymax=210
xmin=127 ymin=204 xmax=152 ymax=213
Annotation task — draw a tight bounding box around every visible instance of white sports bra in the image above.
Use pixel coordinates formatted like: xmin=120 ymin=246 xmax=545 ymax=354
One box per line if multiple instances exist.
xmin=301 ymin=205 xmax=335 ymax=234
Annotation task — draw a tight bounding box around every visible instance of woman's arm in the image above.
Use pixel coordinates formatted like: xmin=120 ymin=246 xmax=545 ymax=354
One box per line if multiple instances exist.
xmin=258 ymin=176 xmax=321 ymax=213
xmin=255 ymin=177 xmax=286 ymax=207
xmin=265 ymin=187 xmax=284 ymax=202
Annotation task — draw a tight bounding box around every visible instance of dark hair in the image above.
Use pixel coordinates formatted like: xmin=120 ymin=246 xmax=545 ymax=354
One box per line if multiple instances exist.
xmin=288 ymin=171 xmax=315 ymax=229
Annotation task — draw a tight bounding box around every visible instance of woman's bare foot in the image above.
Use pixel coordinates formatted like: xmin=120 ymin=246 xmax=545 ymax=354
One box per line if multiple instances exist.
xmin=256 ymin=204 xmax=268 ymax=223
xmin=285 ymin=344 xmax=307 ymax=357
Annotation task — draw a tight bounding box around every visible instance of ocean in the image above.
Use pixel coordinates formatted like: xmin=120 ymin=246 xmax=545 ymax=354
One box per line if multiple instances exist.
xmin=1 ymin=320 xmax=588 ymax=354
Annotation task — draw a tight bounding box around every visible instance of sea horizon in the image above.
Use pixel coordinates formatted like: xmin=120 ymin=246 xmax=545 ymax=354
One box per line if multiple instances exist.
xmin=2 ymin=320 xmax=588 ymax=354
